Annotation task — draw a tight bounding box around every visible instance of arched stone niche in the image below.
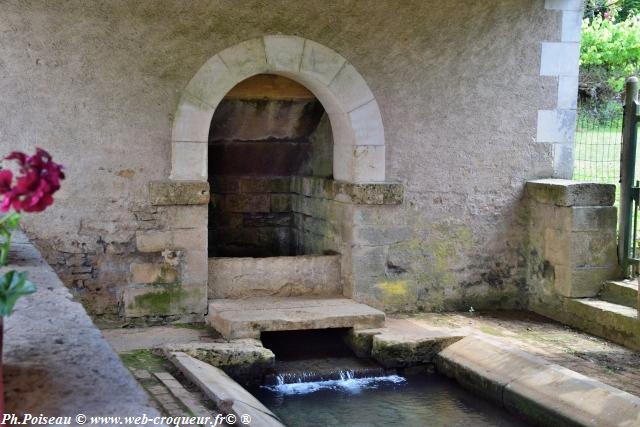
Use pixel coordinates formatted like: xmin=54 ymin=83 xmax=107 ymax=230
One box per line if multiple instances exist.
xmin=170 ymin=36 xmax=386 ymax=183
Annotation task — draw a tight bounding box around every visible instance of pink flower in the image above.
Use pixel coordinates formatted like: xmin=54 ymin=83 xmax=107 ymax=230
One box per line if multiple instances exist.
xmin=0 ymin=148 xmax=65 ymax=213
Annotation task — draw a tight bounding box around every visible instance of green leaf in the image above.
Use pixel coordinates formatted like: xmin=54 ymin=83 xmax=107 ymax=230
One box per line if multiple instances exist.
xmin=0 ymin=270 xmax=36 ymax=317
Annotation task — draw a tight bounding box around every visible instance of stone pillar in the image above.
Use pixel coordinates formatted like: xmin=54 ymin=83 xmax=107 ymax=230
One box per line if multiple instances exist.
xmin=123 ymin=180 xmax=209 ymax=320
xmin=526 ymin=179 xmax=620 ymax=305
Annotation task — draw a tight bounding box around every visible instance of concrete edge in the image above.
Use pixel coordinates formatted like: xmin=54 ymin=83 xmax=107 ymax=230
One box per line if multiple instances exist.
xmin=435 ymin=335 xmax=640 ymax=427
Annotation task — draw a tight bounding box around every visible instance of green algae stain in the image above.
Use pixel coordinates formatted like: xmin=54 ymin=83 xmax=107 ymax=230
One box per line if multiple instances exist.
xmin=375 ymin=279 xmax=411 ymax=307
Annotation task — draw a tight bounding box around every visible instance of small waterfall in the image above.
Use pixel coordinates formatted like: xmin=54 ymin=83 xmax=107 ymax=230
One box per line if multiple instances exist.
xmin=263 ymin=367 xmax=406 ymax=396
xmin=265 ymin=366 xmax=388 ymax=386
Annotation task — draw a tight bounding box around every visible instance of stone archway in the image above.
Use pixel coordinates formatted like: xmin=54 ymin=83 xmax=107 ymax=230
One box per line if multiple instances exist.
xmin=170 ymin=36 xmax=386 ymax=184
xmin=125 ymin=37 xmax=401 ymax=320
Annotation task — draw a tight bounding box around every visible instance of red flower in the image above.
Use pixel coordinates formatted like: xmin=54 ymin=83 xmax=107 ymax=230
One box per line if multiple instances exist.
xmin=0 ymin=148 xmax=65 ymax=213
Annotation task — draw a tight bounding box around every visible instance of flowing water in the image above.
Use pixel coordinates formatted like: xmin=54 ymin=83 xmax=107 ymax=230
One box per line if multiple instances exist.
xmin=255 ymin=329 xmax=531 ymax=426
xmin=252 ymin=372 xmax=531 ymax=427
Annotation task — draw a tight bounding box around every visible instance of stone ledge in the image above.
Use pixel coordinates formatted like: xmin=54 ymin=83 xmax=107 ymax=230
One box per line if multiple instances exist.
xmin=436 ymin=335 xmax=640 ymax=427
xmin=3 ymin=231 xmax=161 ymax=418
xmin=291 ymin=176 xmax=403 ymax=205
xmin=149 ymin=180 xmax=210 ymax=206
xmin=526 ymin=179 xmax=615 ymax=207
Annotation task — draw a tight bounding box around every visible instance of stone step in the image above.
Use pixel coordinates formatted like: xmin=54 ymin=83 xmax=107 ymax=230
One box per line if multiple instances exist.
xmin=600 ymin=279 xmax=638 ymax=308
xmin=207 ymin=296 xmax=385 ymax=339
xmin=563 ymin=298 xmax=640 ymax=351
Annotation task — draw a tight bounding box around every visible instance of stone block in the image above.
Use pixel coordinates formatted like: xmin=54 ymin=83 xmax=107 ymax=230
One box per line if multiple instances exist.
xmin=571 ymin=206 xmax=617 ymax=232
xmin=353 ymin=145 xmax=386 ymax=183
xmin=181 ymin=250 xmax=208 ymax=284
xmin=540 ymin=42 xmax=580 ymax=77
xmin=537 ymin=109 xmax=576 ymax=143
xmin=136 ymin=230 xmax=173 ymax=252
xmin=184 ymin=54 xmax=234 ymax=108
xmin=372 ymin=329 xmax=464 ymax=368
xmin=149 ymin=180 xmax=209 ymax=206
xmin=349 ymin=100 xmax=386 ymax=147
xmin=164 ymin=205 xmax=208 ymax=229
xmin=300 ymin=39 xmax=346 ymax=86
xmin=208 ymin=255 xmax=342 ymax=299
xmin=136 ymin=229 xmax=206 ymax=253
xmin=557 ymin=76 xmax=579 ymax=109
xmin=170 ymin=141 xmax=208 ymax=181
xmin=130 ymin=263 xmax=178 ymax=284
xmin=264 ymin=35 xmax=305 ymax=72
xmin=223 ymin=194 xmax=270 ymax=213
xmin=526 ymin=179 xmax=615 ymax=207
xmin=553 ymin=143 xmax=574 ymax=179
xmin=545 ymin=0 xmax=583 ymax=11
xmin=270 ymin=194 xmax=291 ymax=212
xmin=171 ymin=92 xmax=215 ymax=143
xmin=218 ymin=38 xmax=268 ymax=81
xmin=554 ymin=266 xmax=620 ymax=297
xmin=561 ymin=11 xmax=583 ymax=43
xmin=162 ymin=340 xmax=274 ymax=385
xmin=328 ymin=62 xmax=374 ymax=113
xmin=333 ymin=143 xmax=356 ymax=182
xmin=239 ymin=177 xmax=290 ymax=193
xmin=123 ymin=283 xmax=206 ymax=317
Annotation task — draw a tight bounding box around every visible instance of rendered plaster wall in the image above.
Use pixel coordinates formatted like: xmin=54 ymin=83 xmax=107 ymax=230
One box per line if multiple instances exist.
xmin=0 ymin=0 xmax=569 ymax=317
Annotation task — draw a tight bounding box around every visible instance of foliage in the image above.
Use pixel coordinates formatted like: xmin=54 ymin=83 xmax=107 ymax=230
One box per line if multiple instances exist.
xmin=0 ymin=148 xmax=64 ymax=317
xmin=584 ymin=0 xmax=640 ymax=20
xmin=580 ymin=13 xmax=640 ymax=108
xmin=0 ymin=271 xmax=35 ymax=317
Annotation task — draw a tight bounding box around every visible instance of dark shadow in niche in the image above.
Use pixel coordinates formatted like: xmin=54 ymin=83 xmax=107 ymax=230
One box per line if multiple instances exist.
xmin=208 ymin=74 xmax=334 ymax=258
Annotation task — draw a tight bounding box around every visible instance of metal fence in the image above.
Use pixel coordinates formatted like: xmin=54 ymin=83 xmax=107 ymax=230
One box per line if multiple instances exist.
xmin=573 ymin=103 xmax=624 ymax=185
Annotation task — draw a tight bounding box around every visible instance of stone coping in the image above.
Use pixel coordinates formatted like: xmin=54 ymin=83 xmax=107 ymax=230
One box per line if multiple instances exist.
xmin=526 ymin=179 xmax=615 ymax=207
xmin=3 ymin=231 xmax=162 ymax=421
xmin=154 ymin=176 xmax=404 ymax=206
xmin=436 ymin=335 xmax=640 ymax=427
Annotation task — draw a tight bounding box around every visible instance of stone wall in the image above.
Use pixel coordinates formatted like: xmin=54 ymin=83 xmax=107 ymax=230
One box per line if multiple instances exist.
xmin=0 ymin=0 xmax=577 ymax=318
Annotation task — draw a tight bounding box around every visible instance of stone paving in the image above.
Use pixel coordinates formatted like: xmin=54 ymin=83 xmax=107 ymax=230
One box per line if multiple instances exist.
xmin=405 ymin=311 xmax=640 ymax=398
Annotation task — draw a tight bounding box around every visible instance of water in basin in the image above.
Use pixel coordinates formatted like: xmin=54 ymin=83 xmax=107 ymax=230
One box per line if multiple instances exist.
xmin=253 ymin=372 xmax=530 ymax=427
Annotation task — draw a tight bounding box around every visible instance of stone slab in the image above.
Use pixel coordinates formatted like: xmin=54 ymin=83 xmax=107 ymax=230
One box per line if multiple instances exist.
xmin=600 ymin=279 xmax=638 ymax=308
xmin=168 ymin=352 xmax=285 ymax=427
xmin=149 ymin=180 xmax=210 ymax=206
xmin=208 ymin=254 xmax=341 ymax=299
xmin=436 ymin=335 xmax=640 ymax=427
xmin=526 ymin=179 xmax=615 ymax=207
xmin=207 ymin=296 xmax=385 ymax=339
xmin=372 ymin=325 xmax=465 ymax=368
xmin=162 ymin=339 xmax=274 ymax=385
xmin=3 ymin=232 xmax=161 ymax=420
xmin=102 ymin=325 xmax=217 ymax=352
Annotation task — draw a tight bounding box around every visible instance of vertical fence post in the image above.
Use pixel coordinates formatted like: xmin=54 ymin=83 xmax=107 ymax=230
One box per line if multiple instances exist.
xmin=619 ymin=77 xmax=639 ymax=275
